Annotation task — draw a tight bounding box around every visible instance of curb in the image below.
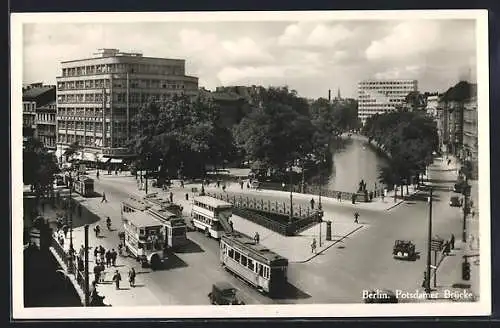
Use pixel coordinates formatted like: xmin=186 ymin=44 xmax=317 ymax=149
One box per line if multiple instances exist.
xmin=291 ymin=225 xmax=365 ymax=264
xmin=384 ymin=189 xmax=422 ymax=211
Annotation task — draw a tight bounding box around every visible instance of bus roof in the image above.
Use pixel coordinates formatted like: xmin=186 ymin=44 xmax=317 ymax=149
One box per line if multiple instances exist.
xmin=147 ymin=208 xmax=178 ymax=221
xmin=222 ymin=233 xmax=288 ymax=264
xmin=123 ymin=211 xmax=163 ymax=228
xmin=122 ymin=197 xmax=149 ymax=210
xmin=194 ymin=196 xmax=233 ymax=208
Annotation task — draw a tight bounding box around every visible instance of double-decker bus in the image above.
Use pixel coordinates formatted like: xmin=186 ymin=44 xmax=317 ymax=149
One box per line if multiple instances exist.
xmin=147 ymin=206 xmax=188 ymax=250
xmin=122 ymin=210 xmax=166 ymax=270
xmin=220 ymin=233 xmax=288 ymax=297
xmin=121 ymin=196 xmax=150 ymax=217
xmin=191 ymin=196 xmax=233 ymax=239
xmin=143 ymin=193 xmax=183 ymax=216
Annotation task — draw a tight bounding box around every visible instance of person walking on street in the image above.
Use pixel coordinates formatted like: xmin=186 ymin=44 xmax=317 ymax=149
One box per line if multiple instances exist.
xmin=96 ymin=170 xmax=99 ymax=180
xmin=311 ymin=238 xmax=317 ymax=254
xmin=94 ymin=225 xmax=100 ymax=237
xmin=99 ymin=246 xmax=106 ymax=264
xmin=450 ymin=234 xmax=455 ymax=250
xmin=128 ymin=267 xmax=136 ymax=287
xmin=93 ymin=264 xmax=101 ymax=283
xmin=94 ymin=246 xmax=99 ymax=263
xmin=106 ymin=217 xmax=112 ymax=231
xmin=310 ymin=198 xmax=315 ymax=210
xmin=254 ymin=232 xmax=260 ymax=244
xmin=185 ymin=193 xmax=189 ymax=201
xmin=105 ymin=250 xmax=112 ymax=268
xmin=169 ymin=192 xmax=173 ymax=203
xmin=101 ymin=192 xmax=107 ymax=203
xmin=112 ymin=270 xmax=121 ymax=290
xmin=222 ymin=184 xmax=226 ymax=192
xmin=111 ymin=249 xmax=117 ymax=266
xmin=118 ymin=243 xmax=123 ymax=256
xmin=354 ymin=212 xmax=360 ymax=224
xmin=240 ymin=180 xmax=244 ymax=189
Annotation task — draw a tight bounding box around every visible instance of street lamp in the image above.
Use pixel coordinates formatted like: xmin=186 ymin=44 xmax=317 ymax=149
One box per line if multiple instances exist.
xmin=145 ymin=153 xmax=151 ymax=195
xmin=425 ymin=188 xmax=433 ymax=294
xmin=68 ymin=175 xmax=75 ymax=273
xmin=318 ymin=144 xmax=328 ymax=210
xmin=287 ymin=165 xmax=293 ymax=224
xmin=462 ymin=181 xmax=471 ymax=242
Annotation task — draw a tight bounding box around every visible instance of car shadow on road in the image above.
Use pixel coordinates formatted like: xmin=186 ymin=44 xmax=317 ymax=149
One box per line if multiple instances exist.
xmin=174 ymin=239 xmax=205 ymax=254
xmin=164 ymin=253 xmax=188 ymax=270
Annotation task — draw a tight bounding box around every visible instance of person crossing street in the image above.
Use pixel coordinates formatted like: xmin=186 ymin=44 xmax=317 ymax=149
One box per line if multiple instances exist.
xmin=128 ymin=267 xmax=136 ymax=287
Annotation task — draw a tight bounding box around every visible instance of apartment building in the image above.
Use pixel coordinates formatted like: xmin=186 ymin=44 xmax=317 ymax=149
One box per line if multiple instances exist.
xmin=357 ymin=79 xmax=418 ymax=125
xmin=36 ymin=100 xmax=57 ymax=150
xmin=22 ymin=84 xmax=56 ymax=141
xmin=56 ymin=48 xmax=199 ymax=162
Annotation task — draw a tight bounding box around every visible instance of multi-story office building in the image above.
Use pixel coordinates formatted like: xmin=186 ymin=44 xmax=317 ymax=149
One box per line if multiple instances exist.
xmin=36 ymin=100 xmax=57 ymax=151
xmin=357 ymin=79 xmax=418 ymax=124
xmin=463 ymin=96 xmax=478 ymax=175
xmin=56 ymin=48 xmax=199 ymax=163
xmin=22 ymin=83 xmax=56 ymax=141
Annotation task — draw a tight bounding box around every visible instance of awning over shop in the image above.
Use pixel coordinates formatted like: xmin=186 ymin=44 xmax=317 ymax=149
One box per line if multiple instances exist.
xmin=99 ymin=157 xmax=110 ymax=163
xmin=81 ymin=152 xmax=98 ymax=162
xmin=110 ymin=158 xmax=123 ymax=164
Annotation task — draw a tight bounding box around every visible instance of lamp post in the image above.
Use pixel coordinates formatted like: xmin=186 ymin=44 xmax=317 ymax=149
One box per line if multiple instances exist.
xmin=318 ymin=144 xmax=328 ymax=210
xmin=288 ymin=165 xmax=293 ymax=224
xmin=462 ymin=180 xmax=471 ymax=242
xmin=425 ymin=188 xmax=433 ymax=294
xmin=68 ymin=175 xmax=75 ymax=273
xmin=145 ymin=153 xmax=151 ymax=195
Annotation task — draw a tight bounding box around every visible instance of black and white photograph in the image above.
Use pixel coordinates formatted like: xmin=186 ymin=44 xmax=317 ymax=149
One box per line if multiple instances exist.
xmin=11 ymin=10 xmax=490 ymax=318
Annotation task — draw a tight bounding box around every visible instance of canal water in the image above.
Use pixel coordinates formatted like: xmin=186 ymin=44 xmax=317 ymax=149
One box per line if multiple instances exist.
xmin=325 ymin=135 xmax=389 ymax=193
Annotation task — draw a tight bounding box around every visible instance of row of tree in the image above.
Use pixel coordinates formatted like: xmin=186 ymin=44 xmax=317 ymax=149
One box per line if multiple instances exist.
xmin=129 ymin=86 xmax=360 ymax=179
xmin=362 ymin=111 xmax=439 ymax=194
xmin=23 ymin=137 xmax=60 ymax=197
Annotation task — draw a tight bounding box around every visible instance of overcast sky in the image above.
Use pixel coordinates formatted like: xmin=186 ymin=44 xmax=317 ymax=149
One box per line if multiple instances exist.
xmin=22 ymin=17 xmax=477 ymax=99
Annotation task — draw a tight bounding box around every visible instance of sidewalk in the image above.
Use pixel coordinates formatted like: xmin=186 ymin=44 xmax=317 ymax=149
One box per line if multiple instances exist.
xmin=38 ymin=192 xmax=164 ymax=306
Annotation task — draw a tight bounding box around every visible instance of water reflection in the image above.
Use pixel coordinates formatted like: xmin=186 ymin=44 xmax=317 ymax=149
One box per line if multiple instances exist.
xmin=326 ymin=136 xmax=388 ymax=193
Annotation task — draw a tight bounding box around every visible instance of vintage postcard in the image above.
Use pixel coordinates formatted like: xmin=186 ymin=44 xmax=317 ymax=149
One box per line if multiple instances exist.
xmin=11 ymin=10 xmax=490 ymax=319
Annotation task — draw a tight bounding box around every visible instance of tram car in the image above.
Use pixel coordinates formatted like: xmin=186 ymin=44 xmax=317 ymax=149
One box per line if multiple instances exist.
xmin=143 ymin=193 xmax=183 ymax=216
xmin=393 ymin=240 xmax=417 ymax=260
xmin=220 ymin=233 xmax=288 ymax=297
xmin=73 ymin=175 xmax=94 ymax=197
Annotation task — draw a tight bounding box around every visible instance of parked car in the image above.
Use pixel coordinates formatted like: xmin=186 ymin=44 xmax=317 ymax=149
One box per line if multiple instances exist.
xmin=208 ymin=282 xmax=245 ymax=305
xmin=449 ymin=196 xmax=463 ymax=207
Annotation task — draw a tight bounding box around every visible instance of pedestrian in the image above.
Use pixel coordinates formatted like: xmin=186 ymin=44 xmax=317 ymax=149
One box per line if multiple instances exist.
xmin=240 ymin=181 xmax=244 ymax=190
xmin=354 ymin=212 xmax=360 ymax=224
xmin=180 ymin=180 xmax=184 ymax=188
xmin=62 ymin=224 xmax=69 ymax=238
xmin=111 ymin=249 xmax=117 ymax=266
xmin=96 ymin=170 xmax=100 ymax=180
xmin=93 ymin=264 xmax=101 ymax=283
xmin=217 ymin=180 xmax=221 ymax=188
xmin=94 ymin=246 xmax=99 ymax=263
xmin=94 ymin=225 xmax=100 ymax=237
xmin=381 ymin=191 xmax=385 ymax=202
xmin=369 ymin=191 xmax=374 ymax=201
xmin=100 ymin=246 xmax=105 ymax=263
xmin=79 ymin=244 xmax=85 ymax=260
xmin=101 ymin=192 xmax=107 ymax=203
xmin=112 ymin=270 xmax=121 ymax=290
xmin=99 ymin=262 xmax=106 ymax=282
xmin=443 ymin=241 xmax=450 ymax=256
xmin=337 ymin=192 xmax=342 ymax=202
xmin=246 ymin=182 xmax=250 ymax=189
xmin=311 ymin=238 xmax=317 ymax=254
xmin=421 ymin=271 xmax=427 ymax=288
xmin=105 ymin=250 xmax=112 ymax=267
xmin=450 ymin=234 xmax=455 ymax=250
xmin=106 ymin=216 xmax=112 ymax=231
xmin=254 ymin=232 xmax=260 ymax=244
xmin=118 ymin=243 xmax=123 ymax=256
xmin=310 ymin=198 xmax=315 ymax=210
xmin=185 ymin=193 xmax=189 ymax=201
xmin=128 ymin=267 xmax=136 ymax=287
xmin=228 ymin=219 xmax=234 ymax=232
xmin=222 ymin=184 xmax=226 ymax=192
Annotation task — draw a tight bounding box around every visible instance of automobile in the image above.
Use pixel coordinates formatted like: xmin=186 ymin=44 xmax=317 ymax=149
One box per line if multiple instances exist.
xmin=393 ymin=240 xmax=417 ymax=260
xmin=449 ymin=196 xmax=463 ymax=207
xmin=208 ymin=282 xmax=245 ymax=305
xmin=363 ymin=289 xmax=398 ymax=303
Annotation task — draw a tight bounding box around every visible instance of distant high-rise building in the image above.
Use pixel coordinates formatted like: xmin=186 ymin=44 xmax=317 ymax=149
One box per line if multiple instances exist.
xmin=56 ymin=48 xmax=199 ymax=163
xmin=357 ymin=79 xmax=418 ymax=125
xmin=23 ymin=84 xmax=56 ymax=143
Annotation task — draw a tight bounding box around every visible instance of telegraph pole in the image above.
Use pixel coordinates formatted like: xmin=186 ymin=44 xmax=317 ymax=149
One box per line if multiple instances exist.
xmin=425 ymin=188 xmax=433 ymax=294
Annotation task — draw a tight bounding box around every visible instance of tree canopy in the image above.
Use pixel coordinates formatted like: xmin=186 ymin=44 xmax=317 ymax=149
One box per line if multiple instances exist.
xmin=129 ymin=94 xmax=235 ymax=178
xmin=23 ymin=137 xmax=60 ymax=195
xmin=363 ymin=111 xmax=439 ymax=188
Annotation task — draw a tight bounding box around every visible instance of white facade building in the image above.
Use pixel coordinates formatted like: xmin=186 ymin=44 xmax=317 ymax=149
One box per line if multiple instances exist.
xmin=357 ymin=79 xmax=418 ymax=125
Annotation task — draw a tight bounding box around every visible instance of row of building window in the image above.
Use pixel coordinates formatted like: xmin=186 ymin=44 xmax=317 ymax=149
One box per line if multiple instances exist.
xmin=58 ymin=79 xmax=192 ymax=91
xmin=61 ymin=63 xmax=184 ymax=77
xmin=57 ymin=92 xmax=191 ymax=104
xmin=36 ymin=113 xmax=56 ymax=122
xmin=23 ymin=102 xmax=36 ymax=112
xmin=359 ymin=81 xmax=416 ymax=85
xmin=58 ymin=121 xmax=128 ymax=133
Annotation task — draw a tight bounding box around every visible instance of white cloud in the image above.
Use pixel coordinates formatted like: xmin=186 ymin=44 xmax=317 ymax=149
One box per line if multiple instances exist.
xmin=278 ymin=22 xmax=352 ymax=48
xmin=221 ymin=37 xmax=275 ymax=64
xmin=217 ymin=66 xmax=286 ymax=84
xmin=365 ymin=20 xmax=441 ymax=60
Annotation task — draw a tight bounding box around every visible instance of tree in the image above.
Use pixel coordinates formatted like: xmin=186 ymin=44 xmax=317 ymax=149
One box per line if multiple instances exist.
xmin=129 ymin=94 xmax=234 ymax=178
xmin=23 ymin=137 xmax=60 ymax=198
xmin=233 ymin=86 xmax=316 ymax=173
xmin=63 ymin=141 xmax=81 ymax=162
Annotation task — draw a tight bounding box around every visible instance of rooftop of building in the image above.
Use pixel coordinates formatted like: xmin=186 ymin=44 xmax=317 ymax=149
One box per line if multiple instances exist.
xmin=61 ymin=48 xmax=185 ymax=64
xmin=359 ymin=79 xmax=418 ymax=84
xmin=22 ymin=86 xmax=56 ymax=107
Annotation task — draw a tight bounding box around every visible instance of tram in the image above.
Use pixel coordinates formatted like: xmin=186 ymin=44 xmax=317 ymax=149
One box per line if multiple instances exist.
xmin=220 ymin=233 xmax=288 ymax=297
xmin=122 ymin=210 xmax=167 ymax=270
xmin=191 ymin=196 xmax=233 ymax=239
xmin=121 ymin=196 xmax=150 ymax=217
xmin=143 ymin=193 xmax=183 ymax=216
